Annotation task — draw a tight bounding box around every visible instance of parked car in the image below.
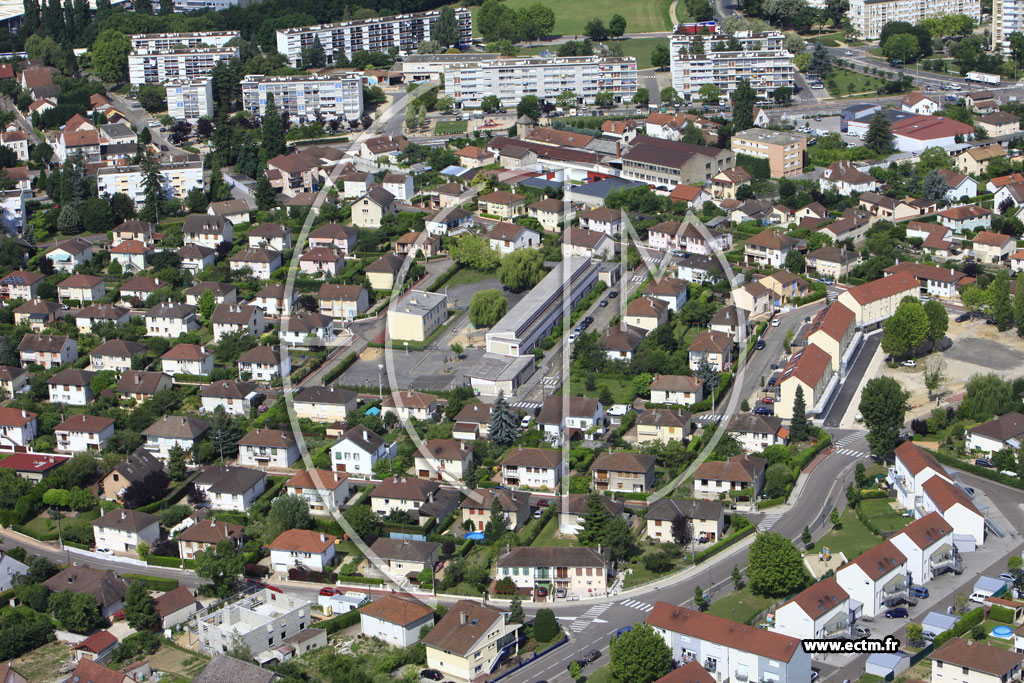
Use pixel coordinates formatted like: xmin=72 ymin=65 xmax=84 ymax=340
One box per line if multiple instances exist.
xmin=533 ymin=509 xmax=543 ymax=519
xmin=885 ymin=608 xmax=908 ymax=618
xmin=608 ymin=291 xmax=618 ymax=299
xmin=537 ymin=498 xmax=550 ymax=507
xmin=615 ymin=626 xmax=632 ymax=637
xmin=771 ymin=319 xmax=781 ymax=327
xmin=520 ymin=415 xmax=532 ymax=429
xmin=599 ymin=299 xmax=609 ymax=307
xmin=901 ymin=360 xmax=916 ymax=367
xmin=956 ymin=312 xmax=971 ymax=322
xmin=421 ymin=671 xmax=444 ymax=681
xmin=1000 ymin=572 xmax=1016 ymax=581
xmin=586 ymin=650 xmax=601 ymax=663
xmin=969 ymin=592 xmax=989 ymax=603
xmin=755 ymin=340 xmax=766 ymax=350
xmin=319 ymin=586 xmax=339 ymax=596
xmin=976 ymin=457 xmax=995 ymax=468
xmin=754 ymin=407 xmax=773 ymax=415
xmin=536 ymin=587 xmax=548 ymax=597
xmin=910 ymin=586 xmax=929 ymax=599
xmin=762 ymin=397 xmax=775 ymax=404
xmin=855 ymin=626 xmax=871 ymax=637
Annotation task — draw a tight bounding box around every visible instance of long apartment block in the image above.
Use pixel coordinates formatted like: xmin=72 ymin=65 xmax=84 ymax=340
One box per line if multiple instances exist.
xmin=444 ymin=55 xmax=638 ymax=109
xmin=275 ymin=9 xmax=472 ymax=67
xmin=129 ymin=46 xmax=240 ymax=85
xmin=97 ymin=161 xmax=205 ymax=206
xmin=240 ymin=73 xmax=364 ymax=124
xmin=669 ymin=23 xmax=794 ymax=102
xmin=130 ymin=30 xmax=240 ymax=52
xmin=849 ymin=0 xmax=980 ymax=41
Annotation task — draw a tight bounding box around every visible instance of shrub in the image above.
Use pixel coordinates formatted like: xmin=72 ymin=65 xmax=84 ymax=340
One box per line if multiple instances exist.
xmin=494 ymin=577 xmax=518 ymax=595
xmin=534 ymin=608 xmax=558 ymax=642
xmin=989 ymin=604 xmax=1015 ymax=623
xmin=642 ymin=551 xmax=674 ymax=573
xmin=245 ymin=563 xmax=270 ymax=578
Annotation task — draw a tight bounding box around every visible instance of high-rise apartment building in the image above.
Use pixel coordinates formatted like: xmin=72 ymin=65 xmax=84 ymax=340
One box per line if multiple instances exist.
xmin=129 ymin=46 xmax=239 ymax=85
xmin=97 ymin=161 xmax=205 ymax=206
xmin=165 ymin=78 xmax=214 ymax=122
xmin=275 ymin=9 xmax=472 ymax=67
xmin=130 ymin=30 xmax=239 ymax=52
xmin=849 ymin=0 xmax=980 ymax=40
xmin=669 ymin=22 xmax=794 ymax=102
xmin=240 ymin=73 xmax=364 ymax=123
xmin=994 ymin=0 xmax=1023 ymax=52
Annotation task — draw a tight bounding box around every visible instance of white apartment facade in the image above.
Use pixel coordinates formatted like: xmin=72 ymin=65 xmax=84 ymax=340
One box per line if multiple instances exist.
xmin=241 ymin=73 xmax=364 ymax=124
xmin=670 ymin=23 xmax=795 ymax=101
xmin=995 ymin=0 xmax=1024 ymax=51
xmin=849 ymin=0 xmax=981 ymax=41
xmin=165 ymin=78 xmax=214 ymax=122
xmin=129 ymin=45 xmax=240 ymax=85
xmin=97 ymin=162 xmax=205 ymax=207
xmin=444 ymin=56 xmax=638 ymax=109
xmin=129 ymin=31 xmax=239 ymax=52
xmin=275 ymin=10 xmax=473 ymax=66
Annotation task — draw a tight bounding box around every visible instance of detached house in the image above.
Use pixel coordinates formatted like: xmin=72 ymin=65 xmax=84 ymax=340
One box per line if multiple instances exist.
xmin=74 ymin=303 xmax=130 ymax=333
xmin=967 ymin=411 xmax=1024 ymax=453
xmin=142 ymin=415 xmax=211 ymax=460
xmin=381 ymin=390 xmax=441 ymax=422
xmin=536 ymin=395 xmax=603 ymax=444
xmin=238 ymin=429 xmax=299 ymax=468
xmin=688 ymin=330 xmax=733 ymax=372
xmin=643 ymin=277 xmax=688 ymax=312
xmin=91 ymin=508 xmax=160 ymax=556
xmin=100 ymin=449 xmax=162 ymax=502
xmin=200 ymin=380 xmax=262 ymax=417
xmin=0 ymin=408 xmax=37 ymax=450
xmin=370 ymin=476 xmax=452 ymax=524
xmin=0 ymin=270 xmax=45 ymax=300
xmin=500 ymin=446 xmax=561 ymax=490
xmin=358 ymin=596 xmax=435 ymax=648
xmin=370 ymin=537 xmax=441 ymax=579
xmin=726 ymin=413 xmax=788 ymax=453
xmin=931 ymin=638 xmax=1024 ymax=683
xmin=176 ymin=244 xmax=216 ymax=273
xmin=460 ymin=488 xmax=531 ymax=533
xmin=229 ymin=248 xmax=281 ymax=280
xmin=47 ymin=237 xmax=94 ymax=272
xmin=422 ymin=600 xmax=522 ymax=681
xmin=591 ymin=451 xmax=656 ymax=493
xmin=253 ymin=283 xmax=297 ymax=318
xmin=414 ymin=439 xmax=473 ymax=482
xmin=972 ymin=230 xmax=1016 ymax=263
xmin=282 ymin=312 xmax=335 ymax=347
xmin=55 ymin=414 xmax=114 ymax=453
xmin=116 ymin=370 xmax=173 ymax=403
xmin=330 ymin=425 xmax=394 ymax=475
xmin=487 ymin=222 xmax=540 ymax=254
xmin=194 ymin=465 xmax=267 ymax=512
xmin=624 ymin=296 xmax=669 ymax=332
xmin=559 ymin=493 xmax=625 ymax=535
xmin=819 ymin=159 xmax=877 ymax=194
xmin=294 ymin=385 xmax=358 ymax=423
xmin=14 ymin=299 xmax=62 ymax=331
xmin=646 ymin=498 xmax=725 ymax=544
xmin=744 ymin=230 xmax=800 ymax=268
xmin=238 ymin=345 xmax=291 ymax=383
xmin=18 ymin=333 xmax=77 ymax=369
xmin=478 ymin=190 xmax=526 ymax=219
xmin=496 ymin=546 xmax=608 ymax=597
xmin=600 ymin=324 xmax=647 ymax=362
xmin=693 ymin=454 xmax=766 ymax=500
xmin=211 ymin=303 xmax=264 ymax=342
xmin=308 ymin=222 xmax=358 ymax=253
xmin=58 ymin=273 xmax=105 ymax=303
xmin=145 ymin=302 xmax=200 ymax=338
xmin=161 ymin=344 xmax=214 ymax=378
xmin=319 ymin=284 xmax=369 ymax=321
xmin=286 ymin=469 xmax=350 ymax=516
xmin=248 ymin=222 xmax=293 ymax=251
xmin=299 ymin=247 xmax=346 ymax=277
xmin=635 ymin=409 xmax=691 ymax=445
xmin=183 ymin=214 xmax=232 ymax=249
xmin=650 ymin=375 xmax=705 ymax=406
xmin=351 ymin=186 xmax=397 ymax=228
xmin=937 ymin=204 xmax=992 ymax=233
xmin=47 ymin=368 xmax=95 ymax=405
xmin=269 ymin=530 xmax=337 ymax=573
xmin=177 ymin=518 xmax=244 ymax=561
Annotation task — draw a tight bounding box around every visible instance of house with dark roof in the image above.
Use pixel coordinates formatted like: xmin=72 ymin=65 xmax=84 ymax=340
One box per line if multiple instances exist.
xmin=89 ymin=339 xmax=146 ymax=373
xmin=422 ymin=599 xmax=521 ymax=680
xmin=46 ymin=367 xmax=95 ymax=405
xmin=358 ymin=595 xmax=435 ymax=648
xmin=460 ymin=488 xmax=532 ymax=532
xmin=154 ymin=586 xmax=200 ymax=629
xmin=369 ymin=476 xmax=449 ymax=523
xmin=635 ymin=409 xmax=691 ymax=446
xmin=142 ymin=415 xmax=211 ymax=460
xmin=452 ymin=402 xmax=493 ymax=441
xmin=413 ymin=438 xmax=473 ymax=482
xmin=19 ymin=333 xmax=77 ymax=368
xmin=200 ymin=380 xmax=262 ymax=416
xmin=688 ymin=330 xmax=733 ymax=372
xmin=369 ymin=537 xmax=441 ymax=578
xmin=819 ymin=159 xmax=877 ymax=194
xmin=558 ymin=493 xmax=626 ymax=535
xmin=74 ymin=303 xmax=130 ymax=333
xmin=194 ymin=465 xmax=267 ymax=512
xmin=646 ymin=498 xmax=725 ymax=544
xmin=365 ymin=252 xmax=405 ymax=291
xmin=211 ymin=303 xmax=264 ymax=342
xmin=92 ymin=508 xmax=160 ymax=556
xmin=248 ymin=222 xmax=293 ymax=251
xmin=536 ymin=395 xmax=604 ymax=444
xmin=487 ymin=221 xmax=540 ymax=254
xmin=693 ymin=454 xmax=766 ymax=501
xmin=771 ymin=577 xmax=854 ymax=641
xmin=967 ymin=411 xmax=1024 ymax=453
xmin=161 ymin=344 xmax=214 ymax=377
xmin=381 ymin=390 xmax=442 ymax=422
xmin=726 ymin=413 xmax=789 ymax=453
xmin=807 ymin=246 xmax=860 ymax=281
xmin=352 ymin=185 xmax=397 ymax=228
xmin=500 ymin=446 xmax=561 ymax=489
xmin=496 ymin=545 xmax=608 ymax=597
xmin=177 ymin=518 xmax=244 ymax=560
xmin=621 ymin=136 xmax=735 ymax=187
xmin=13 ymin=298 xmax=62 ymax=331
xmin=43 ymin=567 xmax=129 ymax=617
xmin=116 ymin=370 xmax=173 ymax=403
xmin=183 ymin=214 xmax=232 ymax=249
xmin=646 ymin=603 xmax=811 ymax=682
xmin=600 ymin=323 xmax=647 ymax=362
xmin=237 ymin=345 xmax=291 ymax=384
xmin=591 ymin=451 xmax=656 ymax=493
xmin=238 ymin=428 xmax=298 ymax=468
xmin=55 ymin=414 xmax=115 ymax=453
xmin=58 ymin=273 xmax=105 ymax=303
xmin=649 ymin=375 xmax=705 ymax=407
xmin=330 ymin=424 xmax=393 ymax=476
xmin=744 ymin=230 xmax=800 ymax=268
xmin=293 ymin=385 xmax=359 ymax=425
xmin=100 ymin=449 xmax=163 ymax=502
xmin=562 ymin=226 xmax=614 ymax=259
xmin=933 ymin=638 xmax=1024 ymax=682
xmin=318 ymin=283 xmax=369 ymax=321
xmin=0 ymin=364 xmax=27 ymax=397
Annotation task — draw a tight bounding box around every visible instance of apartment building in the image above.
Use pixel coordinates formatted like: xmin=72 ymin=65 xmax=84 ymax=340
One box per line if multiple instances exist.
xmin=97 ymin=161 xmax=205 ymax=207
xmin=422 ymin=600 xmax=521 ymax=681
xmin=622 ymin=136 xmax=735 ymax=187
xmin=496 ymin=546 xmax=608 ymax=597
xmin=165 ymin=78 xmax=214 ymax=122
xmin=995 ymin=0 xmax=1024 ymax=51
xmin=129 ymin=45 xmax=240 ymax=85
xmin=130 ymin=30 xmax=239 ymax=52
xmin=196 ymin=589 xmax=311 ymax=655
xmin=848 ymin=0 xmax=980 ymax=41
xmin=730 ymin=128 xmax=807 ymax=178
xmin=386 ymin=290 xmax=448 ymax=343
xmin=241 ymin=73 xmax=364 ymax=124
xmin=443 ymin=55 xmax=638 ymax=109
xmin=275 ymin=9 xmax=473 ymax=67
xmin=670 ymin=23 xmax=795 ymax=101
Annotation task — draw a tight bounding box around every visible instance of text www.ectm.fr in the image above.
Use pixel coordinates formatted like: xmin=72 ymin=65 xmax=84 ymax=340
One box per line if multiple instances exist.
xmin=801 ymin=637 xmax=901 ymax=654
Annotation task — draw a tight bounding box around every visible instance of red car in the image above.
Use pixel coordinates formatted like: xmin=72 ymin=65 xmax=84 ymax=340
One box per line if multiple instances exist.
xmin=319 ymin=587 xmax=339 ymax=596
xmin=537 ymin=499 xmax=551 ymax=507
xmin=762 ymin=397 xmax=775 ymax=404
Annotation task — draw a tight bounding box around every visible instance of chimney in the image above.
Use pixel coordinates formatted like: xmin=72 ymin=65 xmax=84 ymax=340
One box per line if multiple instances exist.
xmin=459 ymin=611 xmax=467 ymax=626
xmin=121 ymin=511 xmax=127 ymax=520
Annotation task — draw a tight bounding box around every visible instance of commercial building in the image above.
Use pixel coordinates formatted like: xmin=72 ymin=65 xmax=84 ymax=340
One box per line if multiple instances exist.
xmin=670 ymin=23 xmax=795 ymax=102
xmin=97 ymin=161 xmax=205 ymax=207
xmin=129 ymin=45 xmax=240 ymax=85
xmin=165 ymin=78 xmax=214 ymax=122
xmin=622 ymin=136 xmax=735 ymax=187
xmin=275 ymin=9 xmax=473 ymax=67
xmin=730 ymin=128 xmax=807 ymax=178
xmin=485 ymin=257 xmax=600 ymax=356
xmin=195 ymin=588 xmax=312 ymax=655
xmin=241 ymin=73 xmax=364 ymax=124
xmin=443 ymin=55 xmax=638 ymax=109
xmin=848 ymin=0 xmax=980 ymax=41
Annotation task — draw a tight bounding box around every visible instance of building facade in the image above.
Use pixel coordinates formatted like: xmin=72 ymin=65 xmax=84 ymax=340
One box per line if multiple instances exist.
xmin=848 ymin=0 xmax=981 ymax=41
xmin=165 ymin=78 xmax=214 ymax=121
xmin=241 ymin=73 xmax=364 ymax=124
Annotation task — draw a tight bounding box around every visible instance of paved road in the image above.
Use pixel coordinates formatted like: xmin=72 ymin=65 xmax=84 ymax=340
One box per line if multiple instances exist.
xmin=821 ymin=332 xmax=881 ymax=428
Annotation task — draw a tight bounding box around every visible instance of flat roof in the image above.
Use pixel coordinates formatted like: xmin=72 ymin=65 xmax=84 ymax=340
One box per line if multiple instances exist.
xmin=468 ymin=353 xmax=535 ymax=381
xmin=732 ymin=127 xmax=807 ymax=145
xmin=391 ymin=290 xmax=447 ymax=317
xmin=488 ymin=257 xmax=597 ymax=340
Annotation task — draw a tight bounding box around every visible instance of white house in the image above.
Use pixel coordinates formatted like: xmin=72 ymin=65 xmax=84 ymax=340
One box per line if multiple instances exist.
xmin=725 ymin=413 xmax=788 ymax=453
xmin=285 ymin=469 xmax=350 ymax=516
xmin=887 ymin=440 xmax=953 ymax=512
xmin=161 ymin=345 xmax=214 ymax=377
xmin=536 ymin=395 xmax=603 ymax=445
xmin=268 ymin=530 xmax=337 ymax=573
xmin=966 ymin=412 xmax=1024 ymax=453
xmin=292 ymin=385 xmax=358 ymax=423
xmin=200 ymin=380 xmax=262 ymax=417
xmin=835 ymin=540 xmax=909 ymax=618
xmin=145 ymin=303 xmax=200 ymax=338
xmin=330 ymin=426 xmax=395 ymax=475
xmin=0 ymin=550 xmax=28 ymax=591
xmin=487 ymin=222 xmax=540 ymax=254
xmin=91 ymin=508 xmax=160 ymax=556
xmin=47 ymin=237 xmax=94 ymax=272
xmin=142 ymin=415 xmax=211 ymax=460
xmin=18 ymin=334 xmax=77 ymax=369
xmin=771 ymin=577 xmax=853 ymax=641
xmin=55 ymin=415 xmax=116 ymax=453
xmin=920 ymin=476 xmax=986 ymax=546
xmin=211 ymin=304 xmax=264 ymax=342
xmin=358 ymin=596 xmax=435 ymax=648
xmin=890 ymin=512 xmax=961 ymax=586
xmin=500 ymin=447 xmax=561 ymax=490
xmin=281 ymin=312 xmax=335 ymax=347
xmin=47 ymin=368 xmax=94 ymax=406
xmin=237 ymin=345 xmax=292 ymax=383
xmin=647 ymin=603 xmax=812 ymax=683
xmin=0 ymin=408 xmax=38 ymax=449
xmin=496 ymin=546 xmax=608 ymax=597
xmin=414 ymin=439 xmax=474 ymax=482
xmin=194 ymin=465 xmax=267 ymax=513
xmin=238 ymin=429 xmax=299 ymax=468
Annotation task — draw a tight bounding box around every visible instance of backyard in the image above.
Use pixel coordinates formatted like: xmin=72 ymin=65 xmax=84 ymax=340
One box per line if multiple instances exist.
xmin=811 ymin=507 xmax=881 ymax=559
xmin=706 ymin=584 xmax=776 ymax=625
xmin=530 ymin=516 xmax=577 ymax=547
xmin=858 ymin=498 xmax=911 ymax=533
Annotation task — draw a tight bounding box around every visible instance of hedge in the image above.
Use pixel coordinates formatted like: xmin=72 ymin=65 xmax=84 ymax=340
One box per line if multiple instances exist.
xmin=933 ymin=607 xmax=984 ymax=648
xmin=320 ymin=608 xmax=362 ymax=634
xmin=322 ymin=352 xmax=358 ymax=385
xmin=458 ymin=538 xmax=476 ymax=557
xmin=123 ymin=574 xmax=179 ymax=591
xmin=989 ymin=604 xmax=1015 ymax=623
xmin=736 ymin=153 xmax=771 ymax=181
xmin=695 ymin=525 xmax=756 ymax=564
xmin=759 ymin=496 xmax=787 ymax=509
xmin=602 ymin=490 xmax=648 ymax=501
xmin=518 ymin=504 xmax=557 ymax=546
xmin=64 ymin=540 xmax=91 ymax=550
xmin=859 ymin=489 xmax=889 ymax=500
xmin=137 ymin=471 xmax=199 ymax=514
xmin=934 ymin=451 xmax=1024 ymax=491
xmin=428 ymin=263 xmax=462 ymax=292
xmin=337 ymin=575 xmax=384 ymax=585
xmin=147 ymin=555 xmax=183 ymax=568
xmin=687 ymin=372 xmax=733 ymax=413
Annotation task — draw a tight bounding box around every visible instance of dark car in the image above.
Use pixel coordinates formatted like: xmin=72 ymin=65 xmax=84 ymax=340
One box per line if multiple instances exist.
xmin=885 ymin=608 xmax=908 ymax=618
xmin=599 ymin=300 xmax=609 ymax=307
xmin=584 ymin=316 xmax=594 ymax=325
xmin=956 ymin=312 xmax=971 ymax=322
xmin=976 ymin=457 xmax=995 ymax=468
xmin=754 ymin=407 xmax=773 ymax=415
xmin=421 ymin=671 xmax=444 ymax=680
xmin=587 ymin=650 xmax=601 ymax=662
xmin=755 ymin=340 xmax=766 ymax=350
xmin=767 ymin=378 xmax=777 ymax=387
xmin=608 ymin=291 xmax=618 ymax=299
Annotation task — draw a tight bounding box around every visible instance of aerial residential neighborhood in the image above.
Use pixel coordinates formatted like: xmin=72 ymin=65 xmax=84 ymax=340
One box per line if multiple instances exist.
xmin=1 ymin=0 xmax=1024 ymax=681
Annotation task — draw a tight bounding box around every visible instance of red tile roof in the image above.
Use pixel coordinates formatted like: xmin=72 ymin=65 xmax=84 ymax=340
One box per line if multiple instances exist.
xmin=890 ymin=115 xmax=973 ymax=140
xmin=842 ymin=271 xmax=918 ymax=305
xmin=646 ymin=603 xmax=802 ymax=662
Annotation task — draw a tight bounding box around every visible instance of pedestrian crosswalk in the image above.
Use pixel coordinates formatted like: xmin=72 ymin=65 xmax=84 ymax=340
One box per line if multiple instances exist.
xmin=693 ymin=414 xmax=723 ymax=423
xmin=757 ymin=513 xmax=783 ymax=531
xmin=619 ymin=599 xmax=654 ymax=613
xmin=835 ymin=447 xmax=867 ymax=458
xmin=568 ymin=603 xmax=614 ymax=632
xmin=511 ymin=401 xmax=542 ymax=411
xmin=834 ymin=431 xmax=867 ymax=447
xmin=631 ymin=274 xmax=646 ymax=283
xmin=541 ymin=376 xmax=560 ymax=389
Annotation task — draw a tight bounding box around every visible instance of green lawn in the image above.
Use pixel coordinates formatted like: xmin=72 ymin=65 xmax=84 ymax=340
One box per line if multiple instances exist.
xmin=811 ymin=508 xmax=880 ymax=559
xmin=445 ymin=268 xmax=496 ymax=287
xmin=435 ymin=120 xmax=468 ymax=135
xmin=859 ymin=498 xmax=911 ymax=533
xmin=569 ymin=376 xmax=635 ymax=404
xmin=824 ymin=68 xmax=887 ymax=97
xmin=587 ymin=665 xmax=614 ymax=683
xmin=706 ymin=585 xmax=776 ymax=625
xmin=531 ymin=516 xmax=577 ymax=547
xmin=522 ymin=37 xmax=667 ymax=69
xmin=802 ymin=31 xmax=843 ymax=47
xmin=485 ymin=0 xmax=673 ymax=37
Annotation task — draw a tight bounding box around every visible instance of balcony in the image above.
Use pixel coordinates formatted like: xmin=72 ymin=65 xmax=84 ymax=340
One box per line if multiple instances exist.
xmin=930 ymin=551 xmax=963 ymax=576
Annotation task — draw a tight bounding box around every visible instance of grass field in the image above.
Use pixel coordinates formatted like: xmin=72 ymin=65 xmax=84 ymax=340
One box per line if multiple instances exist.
xmin=812 ymin=508 xmax=880 ymax=559
xmin=521 ymin=37 xmax=667 ymax=69
xmin=824 ymin=68 xmax=887 ymax=97
xmin=859 ymin=498 xmax=911 ymax=533
xmin=445 ymin=268 xmax=496 ymax=287
xmin=706 ymin=585 xmax=776 ymax=625
xmin=485 ymin=0 xmax=673 ymax=37
xmin=435 ymin=120 xmax=468 ymax=135
xmin=531 ymin=516 xmax=577 ymax=547
xmin=11 ymin=640 xmax=69 ymax=681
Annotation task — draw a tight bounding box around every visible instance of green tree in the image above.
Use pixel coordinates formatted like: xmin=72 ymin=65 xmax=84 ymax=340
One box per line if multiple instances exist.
xmin=882 ymin=33 xmax=918 ymax=62
xmin=864 ymin=110 xmax=895 ymax=153
xmin=534 ymin=608 xmax=558 ymax=642
xmin=609 ymin=623 xmax=674 ymax=683
xmin=265 ymin=494 xmax=313 ymax=543
xmin=830 ymin=506 xmax=841 ymax=528
xmin=91 ymin=29 xmax=131 ymax=82
xmin=584 ymin=18 xmax=608 ymax=41
xmin=603 ymin=517 xmax=636 ymax=562
xmin=168 ymin=445 xmax=188 ymax=480
xmin=484 ymin=497 xmax=506 ymax=543
xmin=609 ymin=14 xmax=627 ymax=37
xmin=261 ymin=92 xmax=286 ymax=158
xmin=731 ymin=564 xmax=744 ymax=589
xmin=807 ymin=41 xmax=832 ymax=76
xmin=509 ymin=593 xmax=524 ymax=623
xmin=923 ymin=169 xmax=950 ymax=202
xmin=123 ymin=580 xmax=159 ymax=630
xmin=481 ymin=94 xmax=502 ymax=113
xmin=991 ymin=270 xmax=1014 ymax=331
xmin=789 ymin=385 xmax=809 ymax=442
xmin=1014 ymin=274 xmax=1024 ymax=335
xmin=801 ymin=525 xmax=812 ymax=547
xmin=499 ymin=249 xmax=544 ymax=292
xmin=488 ymin=390 xmax=520 ymax=445
xmin=651 ymin=44 xmax=670 ymax=69
xmin=197 ymin=288 xmax=216 ymax=326
xmin=569 ymin=661 xmax=582 ymax=680
xmin=746 ymin=531 xmax=809 ymax=597
xmin=859 ymin=376 xmax=910 ymax=456
xmin=255 ymin=172 xmax=276 ymax=211
xmin=881 ymin=297 xmax=930 ymax=358
xmin=698 ymin=83 xmax=722 ymax=104
xmin=478 ymin=0 xmax=518 ymax=43
xmin=48 ymin=591 xmax=104 ymax=634
xmin=731 ymin=78 xmax=756 ymax=131
xmin=764 ymin=463 xmax=795 ymax=498
xmin=517 ymin=95 xmax=541 ymax=122
xmin=194 ymin=538 xmax=244 ymax=597
xmin=451 ymin=233 xmax=500 ymax=270
xmin=139 ymin=151 xmax=164 ymax=223
xmin=923 ymin=299 xmax=948 ymax=342
xmin=344 ymin=504 xmax=382 ymax=538
xmin=694 ymin=585 xmax=708 ymax=610
xmin=595 ymin=91 xmax=615 ymax=108
xmin=577 ymin=491 xmax=611 ymax=546
xmin=784 ymin=249 xmax=805 ymax=273
xmin=57 ymin=204 xmax=83 ymax=235
xmin=632 ymin=88 xmax=650 ymax=108
xmin=433 ymin=6 xmax=460 ymax=47
xmin=136 ymin=84 xmax=165 ymax=113
xmin=469 ymin=289 xmax=509 ymax=328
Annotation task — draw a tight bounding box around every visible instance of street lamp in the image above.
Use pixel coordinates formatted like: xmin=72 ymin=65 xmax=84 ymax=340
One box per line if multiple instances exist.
xmin=378 ymin=363 xmax=384 ymax=401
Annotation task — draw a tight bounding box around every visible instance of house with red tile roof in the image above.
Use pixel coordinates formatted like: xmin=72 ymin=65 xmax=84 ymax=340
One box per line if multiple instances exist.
xmin=889 ymin=512 xmax=959 ymax=585
xmin=836 ymin=270 xmax=919 ymax=327
xmin=775 ymin=342 xmax=834 ymax=419
xmin=889 ymin=440 xmax=952 ymax=511
xmin=772 ymin=577 xmax=853 ymax=640
xmin=937 ymin=203 xmax=991 ymax=233
xmin=692 ymin=454 xmax=766 ymax=500
xmin=835 ymin=540 xmax=908 ymax=617
xmin=884 ymin=262 xmax=970 ymax=300
xmin=890 ymin=114 xmax=974 ymax=153
xmin=972 ymin=230 xmax=1016 ymax=263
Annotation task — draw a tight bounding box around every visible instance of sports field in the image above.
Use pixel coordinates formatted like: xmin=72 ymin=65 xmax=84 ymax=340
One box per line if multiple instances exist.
xmin=491 ymin=0 xmax=673 ymax=37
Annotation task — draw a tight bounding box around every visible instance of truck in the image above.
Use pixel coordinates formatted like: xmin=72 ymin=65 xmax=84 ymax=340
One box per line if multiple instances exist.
xmin=966 ymin=71 xmax=1001 ymax=84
